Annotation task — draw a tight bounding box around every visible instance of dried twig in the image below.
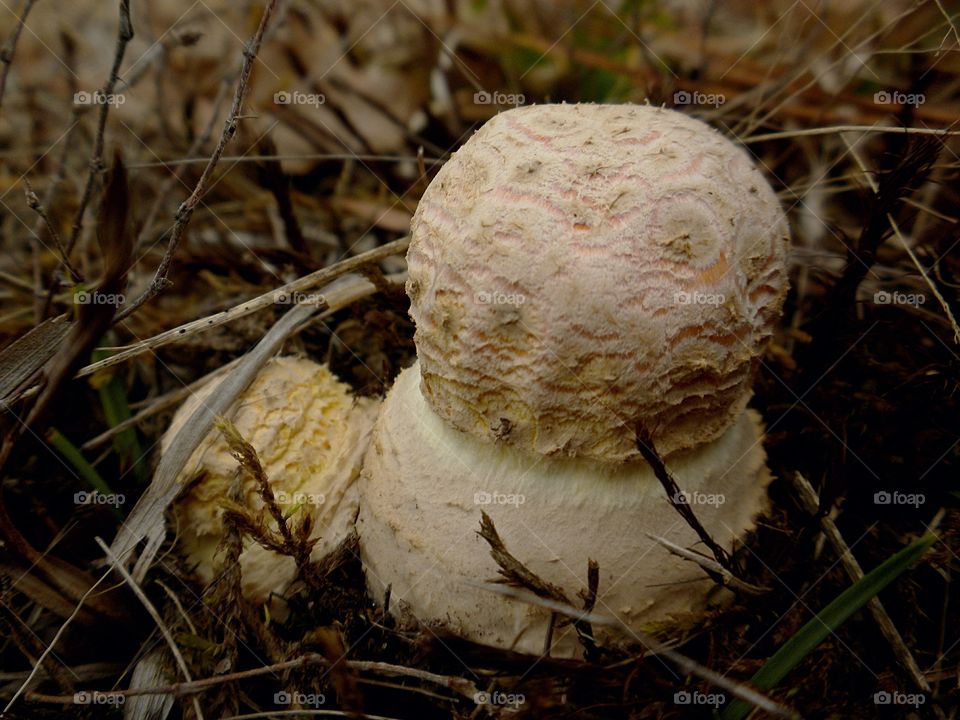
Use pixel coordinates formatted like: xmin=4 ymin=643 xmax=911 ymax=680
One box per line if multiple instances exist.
xmin=466 ymin=581 xmax=799 ymax=719
xmin=256 ymin=134 xmax=308 ymax=257
xmin=478 ymin=512 xmax=597 ymax=655
xmin=80 ymin=239 xmax=408 ymax=379
xmin=134 ymin=76 xmax=232 ymax=254
xmin=22 ymin=177 xmax=81 ymax=283
xmin=35 ymin=31 xmax=84 ymax=321
xmin=743 ymin=125 xmax=960 ymax=144
xmin=24 ymin=653 xmax=479 ymax=703
xmin=63 ymin=0 xmax=134 ymax=259
xmin=117 ymin=0 xmax=281 ymax=321
xmin=95 ymin=537 xmax=205 ymax=720
xmin=0 ymin=601 xmax=76 ymax=697
xmin=3 ymin=562 xmax=116 ymax=713
xmin=80 ymin=359 xmax=238 ymax=451
xmin=888 ymin=214 xmax=960 ymax=344
xmin=478 ymin=512 xmax=570 ymax=602
xmin=646 ymin=534 xmax=770 ymax=596
xmin=790 ymin=473 xmax=933 ymax=697
xmin=216 ymin=418 xmax=318 ymax=580
xmin=0 ymin=0 xmax=36 ymax=117
xmin=634 ymin=425 xmax=732 ymax=571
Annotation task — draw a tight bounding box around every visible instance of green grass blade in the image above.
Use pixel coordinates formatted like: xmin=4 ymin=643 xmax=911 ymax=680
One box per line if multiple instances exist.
xmin=91 ymin=347 xmax=147 ymax=484
xmin=721 ymin=532 xmax=937 ymax=720
xmin=47 ymin=428 xmax=124 ymax=521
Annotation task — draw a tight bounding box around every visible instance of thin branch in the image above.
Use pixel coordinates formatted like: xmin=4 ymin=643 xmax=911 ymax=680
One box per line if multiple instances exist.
xmin=94 ymin=537 xmax=205 ymax=720
xmin=63 ymin=0 xmax=134 ymax=259
xmin=3 ymin=564 xmax=116 ymax=713
xmin=24 ymin=654 xmax=478 ymax=703
xmin=634 ymin=424 xmax=732 ymax=571
xmin=743 ymin=125 xmax=960 ymax=144
xmin=790 ymin=473 xmax=934 ymax=698
xmin=35 ymin=30 xmax=83 ymax=321
xmin=646 ymin=534 xmax=769 ymax=596
xmin=117 ymin=0 xmax=281 ymax=321
xmin=888 ymin=214 xmax=960 ymax=344
xmin=0 ymin=0 xmax=36 ymax=118
xmin=80 ymin=239 xmax=408 ymax=379
xmin=126 ymin=152 xmax=445 ymax=169
xmin=478 ymin=511 xmax=597 ymax=655
xmin=466 ymin=581 xmax=799 ymax=719
xmin=135 ymin=76 xmax=231 ymax=253
xmin=22 ymin=177 xmax=81 ymax=282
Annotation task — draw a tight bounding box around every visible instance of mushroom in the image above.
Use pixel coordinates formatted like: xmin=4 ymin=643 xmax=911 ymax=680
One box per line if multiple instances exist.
xmin=358 ymin=103 xmax=789 ymax=655
xmin=165 ymin=356 xmax=378 ymax=604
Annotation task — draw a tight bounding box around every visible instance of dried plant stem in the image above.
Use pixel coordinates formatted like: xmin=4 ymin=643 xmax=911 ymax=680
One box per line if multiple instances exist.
xmin=135 ymin=77 xmax=232 ymax=253
xmin=63 ymin=0 xmax=133 ymax=258
xmin=790 ymin=473 xmax=933 ymax=697
xmin=843 ymin=133 xmax=959 ymax=344
xmin=743 ymin=125 xmax=959 ymax=144
xmin=468 ymin=581 xmax=799 ymax=719
xmin=479 ymin=512 xmax=597 ymax=655
xmin=35 ymin=31 xmax=83 ymax=321
xmin=0 ymin=0 xmax=36 ymax=117
xmin=117 ymin=0 xmax=281 ymax=321
xmin=95 ymin=538 xmax=205 ymax=720
xmin=646 ymin=534 xmax=769 ymax=596
xmin=24 ymin=655 xmax=479 ymax=703
xmin=22 ymin=178 xmax=81 ymax=283
xmin=80 ymin=359 xmax=238 ymax=451
xmin=634 ymin=425 xmax=732 ymax=571
xmin=3 ymin=564 xmax=115 ymax=713
xmin=81 ymin=239 xmax=408 ymax=379
xmin=887 ymin=215 xmax=960 ymax=344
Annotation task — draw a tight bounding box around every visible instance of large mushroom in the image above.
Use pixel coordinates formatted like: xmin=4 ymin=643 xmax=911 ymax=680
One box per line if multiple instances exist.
xmin=358 ymin=103 xmax=789 ymax=655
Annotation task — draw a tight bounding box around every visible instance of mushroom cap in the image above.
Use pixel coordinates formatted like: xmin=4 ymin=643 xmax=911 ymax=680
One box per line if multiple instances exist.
xmin=165 ymin=357 xmax=378 ymax=603
xmin=407 ymin=103 xmax=789 ymax=461
xmin=358 ymin=364 xmax=771 ymax=656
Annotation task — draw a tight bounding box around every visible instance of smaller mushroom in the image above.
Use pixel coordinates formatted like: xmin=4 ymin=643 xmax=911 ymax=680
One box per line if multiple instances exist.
xmin=165 ymin=356 xmax=378 ymax=603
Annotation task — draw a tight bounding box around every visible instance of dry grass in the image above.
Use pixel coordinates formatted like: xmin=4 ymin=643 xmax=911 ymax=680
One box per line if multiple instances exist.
xmin=0 ymin=1 xmax=958 ymax=718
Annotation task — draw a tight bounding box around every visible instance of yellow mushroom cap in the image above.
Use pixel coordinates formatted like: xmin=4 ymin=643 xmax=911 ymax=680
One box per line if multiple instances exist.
xmin=165 ymin=357 xmax=379 ymax=603
xmin=407 ymin=103 xmax=789 ymax=461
